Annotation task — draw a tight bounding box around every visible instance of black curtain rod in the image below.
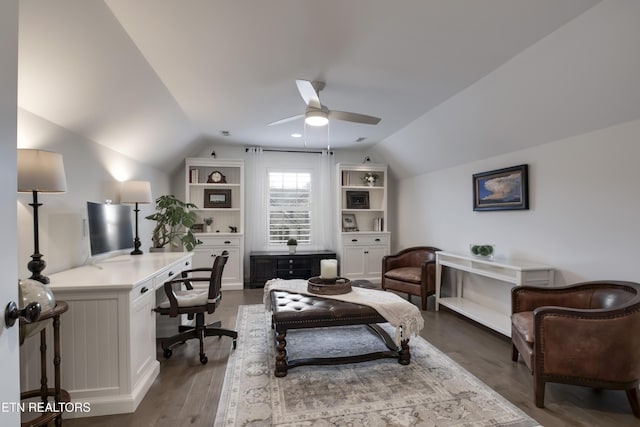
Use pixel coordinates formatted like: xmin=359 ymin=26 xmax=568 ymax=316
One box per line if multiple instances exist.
xmin=245 ymin=148 xmax=333 ymax=155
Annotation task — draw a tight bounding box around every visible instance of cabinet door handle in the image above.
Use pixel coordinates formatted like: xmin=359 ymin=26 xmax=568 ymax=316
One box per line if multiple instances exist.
xmin=168 ymin=271 xmax=174 ymax=277
xmin=224 ymin=240 xmax=231 ymax=244
xmin=140 ymin=286 xmax=149 ymax=294
xmin=289 ymin=260 xmax=293 ymax=264
xmin=351 ymin=239 xmax=358 ymax=242
xmin=375 ymin=238 xmax=381 ymax=242
xmin=364 ymin=251 xmax=369 ymax=254
xmin=185 ymin=261 xmax=190 ymax=266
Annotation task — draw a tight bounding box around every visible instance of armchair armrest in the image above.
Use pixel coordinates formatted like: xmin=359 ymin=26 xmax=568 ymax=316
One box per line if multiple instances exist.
xmin=181 ymin=268 xmax=213 ymax=278
xmin=533 ymin=305 xmax=640 ymax=381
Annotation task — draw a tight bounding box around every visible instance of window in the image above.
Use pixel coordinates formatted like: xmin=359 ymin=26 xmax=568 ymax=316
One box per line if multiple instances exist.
xmin=268 ymin=171 xmax=311 ymax=244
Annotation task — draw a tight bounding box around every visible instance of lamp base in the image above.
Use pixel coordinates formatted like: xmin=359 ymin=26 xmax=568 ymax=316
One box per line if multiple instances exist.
xmin=131 ymin=237 xmax=143 ymax=255
xmin=27 ymin=253 xmax=49 ymax=284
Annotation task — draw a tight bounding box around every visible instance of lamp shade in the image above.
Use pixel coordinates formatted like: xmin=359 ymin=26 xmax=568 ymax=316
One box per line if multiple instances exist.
xmin=121 ymin=180 xmax=152 ymax=204
xmin=17 ymin=149 xmax=67 ymax=193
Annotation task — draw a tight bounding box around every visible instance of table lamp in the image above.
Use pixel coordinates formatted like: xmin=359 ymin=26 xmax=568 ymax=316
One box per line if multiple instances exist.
xmin=121 ymin=180 xmax=152 ymax=255
xmin=18 ymin=149 xmax=68 ymax=284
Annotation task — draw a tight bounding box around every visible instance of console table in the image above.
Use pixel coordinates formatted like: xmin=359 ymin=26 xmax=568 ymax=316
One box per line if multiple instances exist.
xmin=46 ymin=252 xmax=193 ymax=418
xmin=435 ymin=251 xmax=554 ymax=337
xmin=249 ymin=250 xmax=337 ymax=288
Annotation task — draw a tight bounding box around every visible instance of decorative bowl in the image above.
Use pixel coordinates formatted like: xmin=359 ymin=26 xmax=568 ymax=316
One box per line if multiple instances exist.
xmin=469 ymin=244 xmax=495 ymax=259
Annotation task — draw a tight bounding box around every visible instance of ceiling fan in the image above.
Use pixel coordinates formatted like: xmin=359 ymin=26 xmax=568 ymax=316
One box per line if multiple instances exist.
xmin=268 ymin=80 xmax=381 ymax=127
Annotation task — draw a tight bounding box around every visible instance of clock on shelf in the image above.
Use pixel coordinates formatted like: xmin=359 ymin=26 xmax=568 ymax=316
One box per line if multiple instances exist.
xmin=207 ymin=170 xmax=226 ymax=183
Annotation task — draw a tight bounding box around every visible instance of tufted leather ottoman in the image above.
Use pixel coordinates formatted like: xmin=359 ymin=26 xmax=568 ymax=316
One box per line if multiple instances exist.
xmin=270 ymin=290 xmax=410 ymax=377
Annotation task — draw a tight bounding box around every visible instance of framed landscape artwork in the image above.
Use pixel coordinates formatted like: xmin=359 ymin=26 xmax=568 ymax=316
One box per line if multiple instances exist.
xmin=204 ymin=189 xmax=232 ymax=208
xmin=473 ymin=164 xmax=529 ymax=211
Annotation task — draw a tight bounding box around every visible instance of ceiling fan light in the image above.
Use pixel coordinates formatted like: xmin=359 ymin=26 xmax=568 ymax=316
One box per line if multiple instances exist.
xmin=305 ymin=110 xmax=329 ymax=126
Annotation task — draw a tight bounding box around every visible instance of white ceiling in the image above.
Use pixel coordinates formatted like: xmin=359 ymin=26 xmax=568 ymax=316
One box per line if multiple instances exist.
xmin=18 ymin=0 xmax=608 ymax=173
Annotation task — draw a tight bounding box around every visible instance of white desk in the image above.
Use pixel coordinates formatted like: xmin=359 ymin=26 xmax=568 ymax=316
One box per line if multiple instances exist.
xmin=47 ymin=252 xmax=193 ymax=417
xmin=435 ymin=251 xmax=554 ymax=336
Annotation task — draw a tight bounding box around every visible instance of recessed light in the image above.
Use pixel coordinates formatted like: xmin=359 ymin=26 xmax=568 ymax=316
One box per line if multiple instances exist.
xmin=291 ymin=133 xmax=303 ymax=138
xmin=356 ymin=137 xmax=366 ymax=142
xmin=221 ymin=130 xmax=230 ymax=136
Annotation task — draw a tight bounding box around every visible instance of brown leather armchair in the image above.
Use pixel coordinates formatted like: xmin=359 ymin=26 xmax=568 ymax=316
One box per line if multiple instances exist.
xmin=381 ymin=246 xmax=440 ymax=310
xmin=511 ymin=280 xmax=640 ymax=417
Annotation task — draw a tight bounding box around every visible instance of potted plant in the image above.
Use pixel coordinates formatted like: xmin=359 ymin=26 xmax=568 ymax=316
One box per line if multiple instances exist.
xmin=145 ymin=194 xmax=201 ymax=251
xmin=361 ymin=172 xmax=379 ymax=186
xmin=287 ymin=238 xmax=297 ymax=254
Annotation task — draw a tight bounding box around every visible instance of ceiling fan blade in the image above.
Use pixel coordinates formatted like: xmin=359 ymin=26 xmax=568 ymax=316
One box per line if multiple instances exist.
xmin=329 ymin=110 xmax=381 ymax=125
xmin=296 ymin=79 xmax=321 ymax=109
xmin=267 ymin=114 xmax=304 ymax=126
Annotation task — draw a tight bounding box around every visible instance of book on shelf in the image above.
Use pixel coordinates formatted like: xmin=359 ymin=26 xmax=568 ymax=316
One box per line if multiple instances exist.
xmin=189 ymin=169 xmax=199 ymax=184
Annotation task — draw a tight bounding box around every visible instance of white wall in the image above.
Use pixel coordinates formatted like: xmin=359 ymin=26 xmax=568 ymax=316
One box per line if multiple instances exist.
xmin=394 ymin=118 xmax=640 ymax=285
xmin=17 ymin=109 xmax=172 ymax=277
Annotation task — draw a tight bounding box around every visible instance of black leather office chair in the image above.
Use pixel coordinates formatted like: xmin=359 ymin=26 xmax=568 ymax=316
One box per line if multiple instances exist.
xmin=154 ymin=251 xmax=237 ymax=364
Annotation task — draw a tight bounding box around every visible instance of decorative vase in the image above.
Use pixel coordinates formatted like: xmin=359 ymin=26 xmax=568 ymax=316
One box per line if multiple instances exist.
xmin=367 ymin=182 xmax=375 ymax=187
xmin=288 ymin=245 xmax=296 ymax=254
xmin=18 ymin=278 xmax=56 ymax=345
xmin=205 ymin=225 xmax=212 ymax=233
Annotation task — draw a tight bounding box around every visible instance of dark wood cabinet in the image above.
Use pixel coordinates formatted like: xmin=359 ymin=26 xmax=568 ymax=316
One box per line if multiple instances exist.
xmin=248 ymin=250 xmax=337 ymax=288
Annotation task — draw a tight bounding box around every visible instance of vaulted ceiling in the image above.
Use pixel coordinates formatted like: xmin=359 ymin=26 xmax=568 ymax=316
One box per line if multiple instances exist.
xmin=19 ymin=1 xmax=639 ymax=177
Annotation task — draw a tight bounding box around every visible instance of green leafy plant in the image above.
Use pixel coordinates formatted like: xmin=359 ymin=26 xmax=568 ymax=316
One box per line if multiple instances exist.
xmin=287 ymin=238 xmax=297 ymax=246
xmin=145 ymin=195 xmax=201 ymax=251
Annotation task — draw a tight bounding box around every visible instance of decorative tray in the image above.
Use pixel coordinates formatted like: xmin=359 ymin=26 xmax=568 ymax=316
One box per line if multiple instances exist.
xmin=307 ymin=277 xmax=352 ymax=295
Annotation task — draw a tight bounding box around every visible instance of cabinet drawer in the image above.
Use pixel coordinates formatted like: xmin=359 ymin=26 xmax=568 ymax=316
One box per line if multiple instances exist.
xmin=277 ymin=268 xmax=313 ymax=280
xmin=198 ymin=236 xmax=241 ymax=247
xmin=276 ymin=257 xmax=312 ymax=269
xmin=343 ymin=234 xmax=389 ymax=246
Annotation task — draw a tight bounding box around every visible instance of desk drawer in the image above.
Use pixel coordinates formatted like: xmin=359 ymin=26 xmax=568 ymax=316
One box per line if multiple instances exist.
xmin=131 ymin=279 xmax=154 ymax=304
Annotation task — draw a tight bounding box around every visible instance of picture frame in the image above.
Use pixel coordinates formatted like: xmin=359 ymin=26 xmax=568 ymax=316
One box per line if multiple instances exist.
xmin=204 ymin=189 xmax=232 ymax=208
xmin=473 ymin=164 xmax=529 ymax=211
xmin=342 ymin=213 xmax=359 ymax=232
xmin=346 ymin=191 xmax=370 ymax=209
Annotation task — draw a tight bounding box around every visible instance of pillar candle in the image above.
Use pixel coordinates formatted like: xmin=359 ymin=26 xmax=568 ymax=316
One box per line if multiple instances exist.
xmin=320 ymin=259 xmax=338 ymax=279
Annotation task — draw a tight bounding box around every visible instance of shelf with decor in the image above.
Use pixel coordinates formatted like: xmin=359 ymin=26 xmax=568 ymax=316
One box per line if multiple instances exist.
xmin=184 ymin=158 xmax=244 ymax=289
xmin=336 ymin=163 xmax=390 ymax=283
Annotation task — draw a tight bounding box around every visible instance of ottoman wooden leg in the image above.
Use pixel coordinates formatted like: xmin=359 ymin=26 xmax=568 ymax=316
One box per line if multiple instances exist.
xmin=275 ymin=330 xmax=288 ymax=377
xmin=398 ymin=339 xmax=410 ymax=365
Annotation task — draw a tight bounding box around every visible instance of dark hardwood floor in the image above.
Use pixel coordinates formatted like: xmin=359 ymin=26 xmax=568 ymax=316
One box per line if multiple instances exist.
xmin=64 ymin=289 xmax=638 ymax=426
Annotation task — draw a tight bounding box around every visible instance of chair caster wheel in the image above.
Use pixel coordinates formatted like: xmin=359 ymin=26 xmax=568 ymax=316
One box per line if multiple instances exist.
xmin=163 ymin=348 xmax=172 ymax=358
xmin=200 ymin=355 xmax=208 ymax=364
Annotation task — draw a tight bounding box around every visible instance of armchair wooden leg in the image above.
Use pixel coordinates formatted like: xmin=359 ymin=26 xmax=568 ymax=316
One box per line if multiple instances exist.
xmin=421 ymin=294 xmax=428 ymax=311
xmin=625 ymin=387 xmax=640 ymax=418
xmin=511 ymin=344 xmax=519 ymax=362
xmin=534 ymin=374 xmax=546 ymax=408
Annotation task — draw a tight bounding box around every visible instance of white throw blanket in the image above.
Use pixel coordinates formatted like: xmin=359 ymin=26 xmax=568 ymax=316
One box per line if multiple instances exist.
xmin=263 ymin=279 xmax=424 ymax=346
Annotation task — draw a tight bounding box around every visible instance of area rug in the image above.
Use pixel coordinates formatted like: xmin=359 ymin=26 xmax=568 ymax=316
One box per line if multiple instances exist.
xmin=214 ymin=304 xmax=540 ymax=426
